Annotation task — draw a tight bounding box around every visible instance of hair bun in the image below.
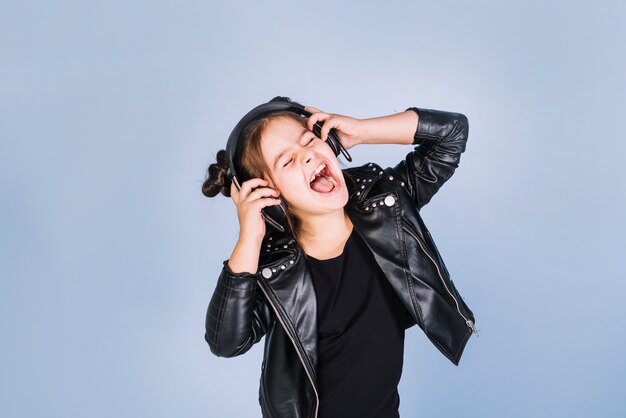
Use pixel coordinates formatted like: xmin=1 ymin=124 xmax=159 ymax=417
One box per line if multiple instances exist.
xmin=202 ymin=149 xmax=232 ymax=198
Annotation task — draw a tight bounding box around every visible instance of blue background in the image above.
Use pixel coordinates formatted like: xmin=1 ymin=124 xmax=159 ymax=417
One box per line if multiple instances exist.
xmin=1 ymin=1 xmax=625 ymax=417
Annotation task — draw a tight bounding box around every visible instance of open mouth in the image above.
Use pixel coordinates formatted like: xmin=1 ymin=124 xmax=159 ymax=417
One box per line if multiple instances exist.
xmin=309 ymin=162 xmax=339 ymax=194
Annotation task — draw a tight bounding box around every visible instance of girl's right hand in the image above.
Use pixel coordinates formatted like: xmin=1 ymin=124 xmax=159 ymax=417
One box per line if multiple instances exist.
xmin=230 ymin=178 xmax=282 ymax=245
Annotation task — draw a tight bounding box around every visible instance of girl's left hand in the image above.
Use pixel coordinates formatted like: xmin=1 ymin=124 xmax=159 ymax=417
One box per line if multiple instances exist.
xmin=304 ymin=106 xmax=363 ymax=150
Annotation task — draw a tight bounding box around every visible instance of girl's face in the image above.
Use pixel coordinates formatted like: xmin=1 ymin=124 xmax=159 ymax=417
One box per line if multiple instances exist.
xmin=260 ymin=116 xmax=349 ymax=218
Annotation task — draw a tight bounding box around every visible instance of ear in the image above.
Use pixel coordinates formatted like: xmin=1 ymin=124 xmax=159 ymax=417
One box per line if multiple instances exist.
xmin=265 ymin=176 xmax=278 ymax=191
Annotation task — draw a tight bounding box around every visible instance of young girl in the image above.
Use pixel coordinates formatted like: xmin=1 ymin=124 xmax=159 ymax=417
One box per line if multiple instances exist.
xmin=202 ymin=96 xmax=477 ymax=418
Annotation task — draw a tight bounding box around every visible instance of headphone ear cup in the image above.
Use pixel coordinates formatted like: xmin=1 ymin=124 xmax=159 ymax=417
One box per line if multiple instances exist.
xmin=260 ymin=197 xmax=288 ymax=232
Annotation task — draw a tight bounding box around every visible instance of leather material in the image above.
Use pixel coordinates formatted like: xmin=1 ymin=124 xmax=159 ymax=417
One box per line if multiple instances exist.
xmin=205 ymin=107 xmax=476 ymax=418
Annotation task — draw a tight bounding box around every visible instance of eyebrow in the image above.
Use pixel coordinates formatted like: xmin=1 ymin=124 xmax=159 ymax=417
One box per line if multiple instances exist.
xmin=273 ymin=127 xmax=310 ymax=169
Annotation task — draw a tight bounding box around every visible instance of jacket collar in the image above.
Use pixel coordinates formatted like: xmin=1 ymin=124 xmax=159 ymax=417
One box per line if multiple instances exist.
xmin=257 ymin=162 xmax=387 ymax=268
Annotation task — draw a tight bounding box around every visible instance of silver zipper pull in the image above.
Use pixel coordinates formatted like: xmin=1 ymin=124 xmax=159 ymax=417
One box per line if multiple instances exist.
xmin=467 ymin=320 xmax=480 ymax=338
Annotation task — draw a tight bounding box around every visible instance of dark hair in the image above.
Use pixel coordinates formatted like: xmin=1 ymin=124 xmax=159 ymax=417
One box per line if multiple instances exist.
xmin=201 ymin=96 xmax=311 ymax=239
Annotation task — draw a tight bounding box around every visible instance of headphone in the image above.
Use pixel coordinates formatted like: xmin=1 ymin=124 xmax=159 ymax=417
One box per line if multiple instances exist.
xmin=225 ymin=99 xmax=352 ymax=233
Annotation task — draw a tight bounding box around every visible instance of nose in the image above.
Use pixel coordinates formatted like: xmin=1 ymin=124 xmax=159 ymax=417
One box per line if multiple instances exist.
xmin=299 ymin=147 xmax=314 ymax=166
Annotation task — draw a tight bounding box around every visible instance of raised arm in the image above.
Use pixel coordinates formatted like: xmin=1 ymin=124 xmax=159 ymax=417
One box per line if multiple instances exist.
xmin=204 ymin=175 xmax=281 ymax=357
xmin=353 ymin=106 xmax=469 ymax=210
xmin=390 ymin=107 xmax=469 ymax=210
xmin=205 ymin=260 xmax=274 ymax=358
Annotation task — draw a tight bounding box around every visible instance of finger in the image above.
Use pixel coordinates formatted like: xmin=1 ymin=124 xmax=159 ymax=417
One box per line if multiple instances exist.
xmin=253 ymin=197 xmax=283 ymax=210
xmin=320 ymin=116 xmax=339 ymax=141
xmin=305 ymin=105 xmax=322 ymax=114
xmin=307 ymin=112 xmax=329 ymax=131
xmin=239 ymin=178 xmax=269 ymax=200
xmin=245 ymin=186 xmax=280 ymax=203
xmin=230 ymin=182 xmax=239 ymax=205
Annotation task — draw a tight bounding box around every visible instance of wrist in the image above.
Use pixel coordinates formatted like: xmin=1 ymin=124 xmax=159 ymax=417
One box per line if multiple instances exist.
xmin=236 ymin=232 xmax=263 ymax=252
xmin=228 ymin=237 xmax=262 ymax=275
xmin=357 ymin=111 xmax=416 ymax=145
xmin=355 ymin=118 xmax=376 ymax=145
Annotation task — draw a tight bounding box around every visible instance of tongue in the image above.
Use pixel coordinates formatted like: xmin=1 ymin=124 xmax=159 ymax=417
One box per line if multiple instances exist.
xmin=310 ymin=175 xmax=334 ymax=193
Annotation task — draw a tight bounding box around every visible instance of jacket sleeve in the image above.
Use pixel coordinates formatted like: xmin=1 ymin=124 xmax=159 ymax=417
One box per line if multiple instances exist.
xmin=204 ymin=260 xmax=275 ymax=358
xmin=390 ymin=107 xmax=469 ymax=210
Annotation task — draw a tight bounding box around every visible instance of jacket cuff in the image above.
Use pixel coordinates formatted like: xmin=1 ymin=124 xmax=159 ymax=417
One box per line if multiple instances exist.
xmin=222 ymin=259 xmax=259 ymax=280
xmin=405 ymin=106 xmax=469 ymax=146
xmin=405 ymin=107 xmax=421 ymax=145
xmin=405 ymin=107 xmax=438 ymax=145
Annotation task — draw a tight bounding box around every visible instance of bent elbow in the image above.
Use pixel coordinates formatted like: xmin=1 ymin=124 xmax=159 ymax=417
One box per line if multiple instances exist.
xmin=457 ymin=113 xmax=469 ymax=141
xmin=204 ymin=331 xmax=252 ymax=358
xmin=205 ymin=332 xmax=235 ymax=358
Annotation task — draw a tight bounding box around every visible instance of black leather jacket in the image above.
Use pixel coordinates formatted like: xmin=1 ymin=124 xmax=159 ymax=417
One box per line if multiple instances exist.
xmin=205 ymin=107 xmax=477 ymax=418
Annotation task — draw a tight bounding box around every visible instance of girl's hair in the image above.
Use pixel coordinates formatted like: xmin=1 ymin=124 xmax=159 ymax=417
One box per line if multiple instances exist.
xmin=202 ymin=96 xmax=308 ymax=239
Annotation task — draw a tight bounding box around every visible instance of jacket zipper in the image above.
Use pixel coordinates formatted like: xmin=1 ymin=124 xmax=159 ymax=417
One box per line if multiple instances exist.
xmin=257 ymin=280 xmax=320 ymax=418
xmin=401 ymin=220 xmax=479 ymax=337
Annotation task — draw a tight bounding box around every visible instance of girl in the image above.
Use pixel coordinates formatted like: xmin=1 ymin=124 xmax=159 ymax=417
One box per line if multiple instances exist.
xmin=202 ymin=96 xmax=477 ymax=418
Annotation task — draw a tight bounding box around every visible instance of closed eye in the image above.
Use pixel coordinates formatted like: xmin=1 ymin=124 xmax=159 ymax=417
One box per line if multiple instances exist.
xmin=282 ymin=137 xmax=315 ymax=167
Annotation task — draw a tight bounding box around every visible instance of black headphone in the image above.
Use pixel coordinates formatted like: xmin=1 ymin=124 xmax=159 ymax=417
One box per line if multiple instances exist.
xmin=225 ymin=99 xmax=352 ymax=233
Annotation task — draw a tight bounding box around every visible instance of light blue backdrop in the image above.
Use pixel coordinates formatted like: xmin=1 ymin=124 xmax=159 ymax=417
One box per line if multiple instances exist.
xmin=1 ymin=1 xmax=625 ymax=417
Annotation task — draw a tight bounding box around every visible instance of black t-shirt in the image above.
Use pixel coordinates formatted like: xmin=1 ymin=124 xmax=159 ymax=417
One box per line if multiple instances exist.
xmin=305 ymin=228 xmax=406 ymax=418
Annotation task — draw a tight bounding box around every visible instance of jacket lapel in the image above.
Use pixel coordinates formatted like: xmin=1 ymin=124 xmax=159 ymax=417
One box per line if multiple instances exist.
xmin=344 ymin=185 xmax=419 ymax=329
xmin=258 ymin=235 xmax=319 ymax=383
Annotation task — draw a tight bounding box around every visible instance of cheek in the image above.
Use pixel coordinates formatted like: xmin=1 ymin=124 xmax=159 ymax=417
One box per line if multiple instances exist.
xmin=279 ymin=175 xmax=309 ymax=201
xmin=314 ymin=142 xmax=333 ymax=156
